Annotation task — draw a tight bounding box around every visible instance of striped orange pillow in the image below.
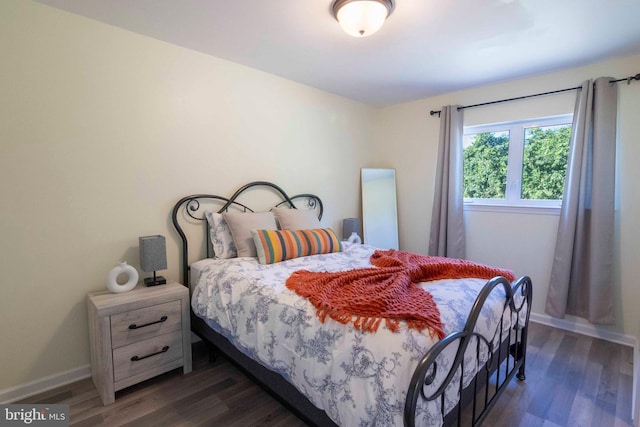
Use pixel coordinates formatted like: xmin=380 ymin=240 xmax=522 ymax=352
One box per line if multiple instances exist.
xmin=251 ymin=228 xmax=343 ymax=264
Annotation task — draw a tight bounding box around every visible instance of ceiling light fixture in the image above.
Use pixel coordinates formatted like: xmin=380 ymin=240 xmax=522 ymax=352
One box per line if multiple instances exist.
xmin=331 ymin=0 xmax=395 ymax=37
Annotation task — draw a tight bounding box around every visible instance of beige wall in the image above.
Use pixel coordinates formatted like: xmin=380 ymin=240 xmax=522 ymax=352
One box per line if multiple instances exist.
xmin=374 ymin=53 xmax=640 ymax=339
xmin=0 ymin=0 xmax=375 ymax=390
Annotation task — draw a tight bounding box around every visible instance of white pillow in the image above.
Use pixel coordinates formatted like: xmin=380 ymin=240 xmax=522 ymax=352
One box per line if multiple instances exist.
xmin=222 ymin=211 xmax=278 ymax=258
xmin=204 ymin=211 xmax=237 ymax=259
xmin=272 ymin=207 xmax=321 ymax=230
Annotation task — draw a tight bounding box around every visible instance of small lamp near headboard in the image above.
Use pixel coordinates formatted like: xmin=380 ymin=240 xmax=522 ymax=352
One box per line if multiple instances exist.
xmin=342 ymin=218 xmax=361 ymax=241
xmin=139 ymin=235 xmax=167 ymax=286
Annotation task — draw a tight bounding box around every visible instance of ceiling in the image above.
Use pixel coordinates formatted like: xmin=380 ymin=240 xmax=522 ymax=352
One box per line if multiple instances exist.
xmin=35 ymin=0 xmax=640 ymax=106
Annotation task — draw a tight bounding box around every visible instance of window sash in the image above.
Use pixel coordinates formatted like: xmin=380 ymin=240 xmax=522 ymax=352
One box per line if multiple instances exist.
xmin=463 ymin=114 xmax=572 ymax=208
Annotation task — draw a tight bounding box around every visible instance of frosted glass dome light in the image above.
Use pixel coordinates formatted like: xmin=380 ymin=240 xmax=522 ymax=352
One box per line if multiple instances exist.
xmin=331 ymin=0 xmax=394 ymax=37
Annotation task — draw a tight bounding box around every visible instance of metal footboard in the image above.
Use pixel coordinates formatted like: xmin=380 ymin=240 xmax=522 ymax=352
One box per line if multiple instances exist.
xmin=404 ymin=276 xmax=533 ymax=426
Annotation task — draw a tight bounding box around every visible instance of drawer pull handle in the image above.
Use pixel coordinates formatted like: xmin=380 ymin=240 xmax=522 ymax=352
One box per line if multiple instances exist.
xmin=131 ymin=346 xmax=170 ymax=362
xmin=128 ymin=315 xmax=168 ymax=330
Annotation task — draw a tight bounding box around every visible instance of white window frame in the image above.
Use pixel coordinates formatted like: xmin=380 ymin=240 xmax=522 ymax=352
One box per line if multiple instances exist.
xmin=463 ymin=114 xmax=573 ymax=214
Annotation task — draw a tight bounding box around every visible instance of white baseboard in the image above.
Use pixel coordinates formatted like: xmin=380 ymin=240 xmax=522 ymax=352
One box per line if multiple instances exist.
xmin=0 ymin=364 xmax=91 ymax=404
xmin=530 ymin=312 xmax=638 ymax=422
xmin=529 ymin=312 xmax=637 ymax=347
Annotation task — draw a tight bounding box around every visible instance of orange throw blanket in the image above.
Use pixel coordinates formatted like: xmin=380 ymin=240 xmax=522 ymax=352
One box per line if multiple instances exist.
xmin=286 ymin=249 xmax=515 ymax=339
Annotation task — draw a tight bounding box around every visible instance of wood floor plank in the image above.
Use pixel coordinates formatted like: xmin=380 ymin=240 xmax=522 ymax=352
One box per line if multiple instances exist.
xmin=544 ymin=333 xmax=594 ymax=426
xmin=518 ymin=411 xmax=563 ymax=427
xmin=70 ymin=355 xmax=245 ymax=425
xmin=615 ymin=373 xmax=633 ymax=426
xmin=23 ymin=378 xmax=97 ymax=406
xmin=567 ymin=393 xmax=596 ymax=427
xmin=528 ymin=326 xmax=566 ymax=376
xmin=207 ymin=383 xmax=296 ymax=427
xmin=620 ymin=345 xmax=634 ymax=377
xmin=13 ymin=323 xmax=633 ymax=427
xmin=525 ymin=328 xmax=570 ymax=420
xmin=480 ymin=379 xmax=532 ymax=427
xmin=595 ymin=341 xmax=622 ymax=407
xmin=564 ymin=333 xmax=592 ymax=391
xmin=546 ymin=334 xmax=577 ymax=382
xmin=119 ymin=382 xmax=230 ymax=427
xmin=545 ymin=380 xmax=578 ymax=426
xmin=590 ymin=398 xmax=617 ymax=427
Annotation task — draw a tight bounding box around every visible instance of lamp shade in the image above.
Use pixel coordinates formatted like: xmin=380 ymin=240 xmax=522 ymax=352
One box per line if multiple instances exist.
xmin=332 ymin=0 xmax=394 ymax=37
xmin=139 ymin=235 xmax=167 ymax=272
xmin=342 ymin=218 xmax=361 ymax=240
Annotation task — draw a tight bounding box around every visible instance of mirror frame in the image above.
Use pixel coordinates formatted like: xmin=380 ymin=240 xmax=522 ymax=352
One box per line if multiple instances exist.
xmin=361 ymin=168 xmax=399 ymax=249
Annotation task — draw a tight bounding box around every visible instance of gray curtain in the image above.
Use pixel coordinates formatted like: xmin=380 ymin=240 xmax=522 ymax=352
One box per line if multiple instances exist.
xmin=428 ymin=105 xmax=465 ymax=258
xmin=545 ymin=77 xmax=617 ymax=324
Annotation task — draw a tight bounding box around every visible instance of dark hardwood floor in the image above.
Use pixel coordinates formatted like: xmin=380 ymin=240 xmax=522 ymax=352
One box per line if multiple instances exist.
xmin=19 ymin=322 xmax=634 ymax=426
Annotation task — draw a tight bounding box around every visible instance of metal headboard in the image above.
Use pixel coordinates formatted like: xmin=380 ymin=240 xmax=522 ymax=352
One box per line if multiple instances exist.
xmin=171 ymin=181 xmax=323 ymax=288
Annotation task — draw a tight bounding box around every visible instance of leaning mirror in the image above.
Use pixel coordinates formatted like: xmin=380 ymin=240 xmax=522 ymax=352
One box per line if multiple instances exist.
xmin=361 ymin=168 xmax=399 ymax=249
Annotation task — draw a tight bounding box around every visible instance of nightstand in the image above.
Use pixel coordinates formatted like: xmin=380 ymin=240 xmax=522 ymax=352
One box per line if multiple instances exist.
xmin=87 ymin=282 xmax=192 ymax=405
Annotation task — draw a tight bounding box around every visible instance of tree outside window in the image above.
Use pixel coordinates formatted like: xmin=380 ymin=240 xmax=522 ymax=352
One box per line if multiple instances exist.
xmin=521 ymin=125 xmax=571 ymax=200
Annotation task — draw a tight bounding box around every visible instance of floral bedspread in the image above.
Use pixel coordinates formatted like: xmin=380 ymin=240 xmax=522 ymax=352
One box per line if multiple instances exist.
xmin=191 ymin=243 xmax=513 ymax=426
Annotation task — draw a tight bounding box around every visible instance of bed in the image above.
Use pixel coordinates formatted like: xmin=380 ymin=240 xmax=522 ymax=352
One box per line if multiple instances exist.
xmin=171 ymin=181 xmax=532 ymax=426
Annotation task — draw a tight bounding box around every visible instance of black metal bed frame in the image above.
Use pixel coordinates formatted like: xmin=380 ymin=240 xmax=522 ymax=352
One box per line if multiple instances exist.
xmin=170 ymin=181 xmax=533 ymax=427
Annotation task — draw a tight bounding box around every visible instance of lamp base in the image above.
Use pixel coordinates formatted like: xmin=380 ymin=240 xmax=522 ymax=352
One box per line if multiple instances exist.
xmin=144 ymin=276 xmax=167 ymax=287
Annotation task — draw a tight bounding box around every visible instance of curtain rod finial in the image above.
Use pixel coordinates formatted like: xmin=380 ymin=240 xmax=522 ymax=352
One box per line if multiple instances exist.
xmin=430 ymin=110 xmax=441 ymax=117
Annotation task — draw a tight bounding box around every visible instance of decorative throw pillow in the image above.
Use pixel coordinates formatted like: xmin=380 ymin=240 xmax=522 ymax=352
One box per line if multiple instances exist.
xmin=222 ymin=211 xmax=278 ymax=258
xmin=204 ymin=211 xmax=237 ymax=259
xmin=251 ymin=228 xmax=343 ymax=264
xmin=272 ymin=207 xmax=321 ymax=230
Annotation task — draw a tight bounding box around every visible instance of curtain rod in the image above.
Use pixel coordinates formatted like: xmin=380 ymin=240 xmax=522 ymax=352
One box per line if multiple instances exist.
xmin=429 ymin=73 xmax=640 ymax=117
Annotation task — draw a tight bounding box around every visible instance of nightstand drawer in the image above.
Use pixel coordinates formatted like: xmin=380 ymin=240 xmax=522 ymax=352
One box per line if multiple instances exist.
xmin=113 ymin=330 xmax=183 ymax=382
xmin=110 ymin=300 xmax=182 ymax=348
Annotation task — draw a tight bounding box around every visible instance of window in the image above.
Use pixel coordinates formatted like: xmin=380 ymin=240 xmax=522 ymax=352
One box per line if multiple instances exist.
xmin=463 ymin=114 xmax=572 ymax=210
